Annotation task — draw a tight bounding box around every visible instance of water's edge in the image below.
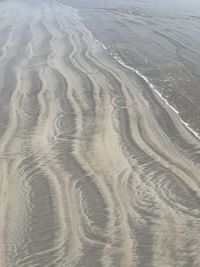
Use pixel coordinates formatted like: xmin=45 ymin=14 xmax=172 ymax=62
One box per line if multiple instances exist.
xmin=74 ymin=8 xmax=200 ymax=141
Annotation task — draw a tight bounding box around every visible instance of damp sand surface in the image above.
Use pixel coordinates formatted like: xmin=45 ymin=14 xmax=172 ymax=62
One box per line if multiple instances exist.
xmin=0 ymin=0 xmax=200 ymax=266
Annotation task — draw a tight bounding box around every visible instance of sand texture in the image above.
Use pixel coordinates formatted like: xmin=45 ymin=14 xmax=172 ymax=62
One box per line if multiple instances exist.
xmin=0 ymin=1 xmax=200 ymax=266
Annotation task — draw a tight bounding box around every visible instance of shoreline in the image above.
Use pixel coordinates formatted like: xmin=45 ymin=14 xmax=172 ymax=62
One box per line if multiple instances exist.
xmin=75 ymin=7 xmax=200 ymax=142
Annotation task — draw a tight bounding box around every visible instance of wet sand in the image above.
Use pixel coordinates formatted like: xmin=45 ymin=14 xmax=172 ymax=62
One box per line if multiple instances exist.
xmin=74 ymin=0 xmax=200 ymax=136
xmin=0 ymin=0 xmax=200 ymax=266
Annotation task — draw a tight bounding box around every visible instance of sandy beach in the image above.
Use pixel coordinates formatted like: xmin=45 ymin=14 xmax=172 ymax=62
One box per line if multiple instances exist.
xmin=0 ymin=0 xmax=200 ymax=266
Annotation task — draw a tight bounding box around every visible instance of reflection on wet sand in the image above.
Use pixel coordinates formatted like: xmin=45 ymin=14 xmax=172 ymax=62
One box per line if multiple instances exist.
xmin=0 ymin=0 xmax=200 ymax=266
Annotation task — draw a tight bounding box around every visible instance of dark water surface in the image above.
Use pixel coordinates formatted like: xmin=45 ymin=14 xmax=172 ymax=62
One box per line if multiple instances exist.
xmin=65 ymin=0 xmax=200 ymax=136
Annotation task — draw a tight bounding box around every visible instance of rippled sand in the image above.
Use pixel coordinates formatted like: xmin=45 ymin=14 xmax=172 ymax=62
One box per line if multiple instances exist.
xmin=0 ymin=0 xmax=200 ymax=266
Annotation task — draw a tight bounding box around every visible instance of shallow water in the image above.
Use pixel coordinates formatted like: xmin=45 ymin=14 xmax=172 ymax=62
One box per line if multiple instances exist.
xmin=65 ymin=0 xmax=200 ymax=135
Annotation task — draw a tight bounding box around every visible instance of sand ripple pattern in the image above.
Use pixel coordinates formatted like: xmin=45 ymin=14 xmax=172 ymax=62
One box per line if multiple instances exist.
xmin=0 ymin=1 xmax=200 ymax=266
